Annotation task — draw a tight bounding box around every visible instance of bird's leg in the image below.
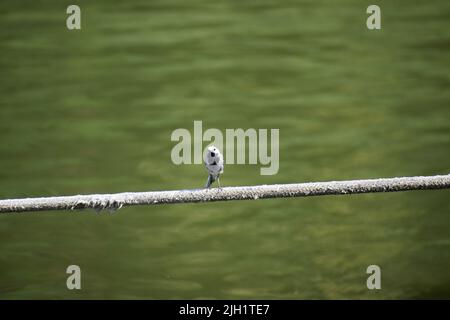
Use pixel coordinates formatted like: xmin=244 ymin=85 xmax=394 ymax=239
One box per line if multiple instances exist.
xmin=205 ymin=174 xmax=213 ymax=188
xmin=217 ymin=176 xmax=222 ymax=189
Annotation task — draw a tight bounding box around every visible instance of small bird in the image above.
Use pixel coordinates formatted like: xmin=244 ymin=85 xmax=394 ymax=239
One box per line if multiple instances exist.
xmin=204 ymin=145 xmax=224 ymax=188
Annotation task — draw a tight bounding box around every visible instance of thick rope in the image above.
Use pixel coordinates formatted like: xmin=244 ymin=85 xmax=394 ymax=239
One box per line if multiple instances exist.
xmin=0 ymin=174 xmax=449 ymax=213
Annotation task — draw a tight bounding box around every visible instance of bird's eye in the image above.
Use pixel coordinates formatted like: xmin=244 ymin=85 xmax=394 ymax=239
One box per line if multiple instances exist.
xmin=210 ymin=152 xmax=215 ymax=157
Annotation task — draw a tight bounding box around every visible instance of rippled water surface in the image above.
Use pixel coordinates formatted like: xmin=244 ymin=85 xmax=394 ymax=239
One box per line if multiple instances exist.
xmin=0 ymin=0 xmax=449 ymax=298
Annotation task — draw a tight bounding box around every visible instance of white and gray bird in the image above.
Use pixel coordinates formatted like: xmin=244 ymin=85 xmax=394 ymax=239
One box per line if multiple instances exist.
xmin=204 ymin=145 xmax=224 ymax=188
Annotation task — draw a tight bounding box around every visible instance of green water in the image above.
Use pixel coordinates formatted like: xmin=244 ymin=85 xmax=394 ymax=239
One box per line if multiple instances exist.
xmin=0 ymin=0 xmax=449 ymax=299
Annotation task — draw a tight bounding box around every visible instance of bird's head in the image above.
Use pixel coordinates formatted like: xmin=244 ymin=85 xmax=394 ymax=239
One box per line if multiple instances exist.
xmin=205 ymin=145 xmax=221 ymax=164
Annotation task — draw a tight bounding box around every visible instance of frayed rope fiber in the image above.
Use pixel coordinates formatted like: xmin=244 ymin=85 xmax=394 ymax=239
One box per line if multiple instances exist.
xmin=0 ymin=174 xmax=449 ymax=213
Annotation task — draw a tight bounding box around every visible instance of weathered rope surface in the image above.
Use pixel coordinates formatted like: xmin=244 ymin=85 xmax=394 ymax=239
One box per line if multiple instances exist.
xmin=0 ymin=174 xmax=449 ymax=213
